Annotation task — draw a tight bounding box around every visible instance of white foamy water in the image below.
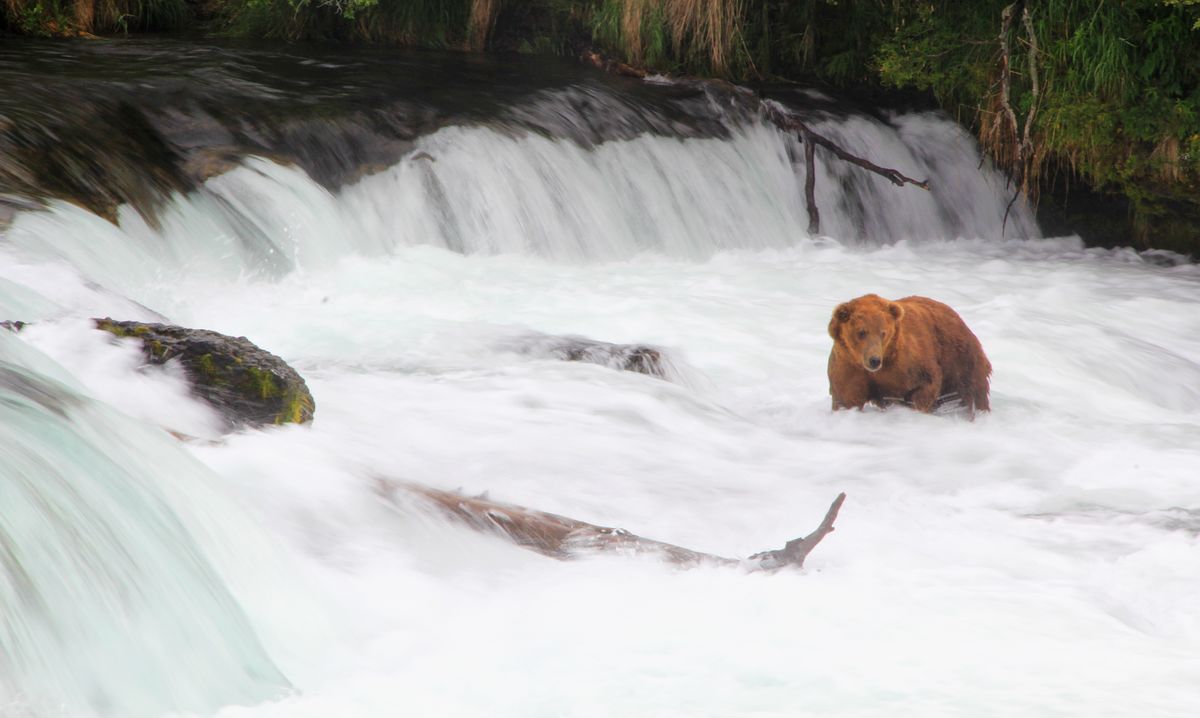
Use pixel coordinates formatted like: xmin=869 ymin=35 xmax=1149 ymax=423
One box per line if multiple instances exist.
xmin=2 ymin=114 xmax=1199 ymax=718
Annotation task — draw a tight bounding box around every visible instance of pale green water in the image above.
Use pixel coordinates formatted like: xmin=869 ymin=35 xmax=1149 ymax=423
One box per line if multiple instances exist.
xmin=0 ymin=334 xmax=289 ymax=717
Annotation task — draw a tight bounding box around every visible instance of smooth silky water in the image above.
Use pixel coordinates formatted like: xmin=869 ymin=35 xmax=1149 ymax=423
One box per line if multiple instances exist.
xmin=1 ymin=40 xmax=1198 ymax=718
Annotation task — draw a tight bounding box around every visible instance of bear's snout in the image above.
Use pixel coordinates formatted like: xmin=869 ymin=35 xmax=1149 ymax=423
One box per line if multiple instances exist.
xmin=865 ymin=355 xmax=882 ymax=372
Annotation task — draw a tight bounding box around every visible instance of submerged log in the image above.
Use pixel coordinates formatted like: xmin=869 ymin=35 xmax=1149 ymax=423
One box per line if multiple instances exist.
xmin=377 ymin=478 xmax=845 ymax=573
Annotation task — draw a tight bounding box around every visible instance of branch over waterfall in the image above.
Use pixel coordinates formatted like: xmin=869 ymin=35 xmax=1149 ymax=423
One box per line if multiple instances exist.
xmin=763 ymin=101 xmax=930 ymax=235
xmin=572 ymin=57 xmax=931 ymax=238
xmin=376 ymin=478 xmax=846 ymax=573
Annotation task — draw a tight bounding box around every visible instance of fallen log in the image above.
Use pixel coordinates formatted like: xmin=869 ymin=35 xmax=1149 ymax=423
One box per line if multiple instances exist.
xmin=376 ymin=478 xmax=845 ymax=573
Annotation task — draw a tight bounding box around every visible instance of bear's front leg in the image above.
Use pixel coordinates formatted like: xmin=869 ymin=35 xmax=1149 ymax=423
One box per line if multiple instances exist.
xmin=829 ymin=357 xmax=871 ymax=410
xmin=907 ymin=365 xmax=943 ymax=413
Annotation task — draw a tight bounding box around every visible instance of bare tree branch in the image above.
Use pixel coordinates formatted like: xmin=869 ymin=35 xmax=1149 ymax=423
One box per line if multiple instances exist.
xmin=763 ymin=101 xmax=930 ymax=235
xmin=804 ymin=130 xmax=931 ymax=190
xmin=747 ymin=492 xmax=846 ymax=572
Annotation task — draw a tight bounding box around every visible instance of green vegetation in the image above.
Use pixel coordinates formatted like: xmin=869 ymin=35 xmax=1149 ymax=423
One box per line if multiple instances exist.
xmin=220 ymin=0 xmax=497 ymax=48
xmin=0 ymin=0 xmax=189 ymax=35
xmin=874 ymin=1 xmax=1200 ymax=251
xmin=5 ymin=0 xmax=1200 ymax=252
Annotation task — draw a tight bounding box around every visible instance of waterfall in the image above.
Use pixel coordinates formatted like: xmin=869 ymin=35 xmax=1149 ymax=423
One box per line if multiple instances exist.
xmin=2 ymin=113 xmax=1036 ymax=297
xmin=0 ymin=333 xmax=289 ymax=717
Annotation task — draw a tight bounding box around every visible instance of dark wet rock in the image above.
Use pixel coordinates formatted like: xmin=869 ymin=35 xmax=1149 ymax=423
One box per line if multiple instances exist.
xmin=1140 ymin=249 xmax=1194 ymax=267
xmin=94 ymin=318 xmax=314 ymax=429
xmin=0 ymin=41 xmax=752 ymax=225
xmin=508 ymin=333 xmax=673 ymax=379
xmin=1 ymin=320 xmax=27 ymax=332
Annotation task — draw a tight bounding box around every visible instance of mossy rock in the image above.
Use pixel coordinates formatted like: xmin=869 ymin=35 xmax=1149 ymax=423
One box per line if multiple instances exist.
xmin=94 ymin=318 xmax=315 ymax=430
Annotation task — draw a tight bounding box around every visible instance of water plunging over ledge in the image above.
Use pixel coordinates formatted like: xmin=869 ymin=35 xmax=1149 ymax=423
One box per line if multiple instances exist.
xmin=1 ymin=38 xmax=1036 ymax=270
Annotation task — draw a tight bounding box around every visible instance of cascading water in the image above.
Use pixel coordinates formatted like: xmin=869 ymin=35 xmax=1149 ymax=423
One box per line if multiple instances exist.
xmin=0 ymin=332 xmax=289 ymax=718
xmin=2 ymin=107 xmax=1037 ymax=282
xmin=2 ymin=39 xmax=1199 ymax=718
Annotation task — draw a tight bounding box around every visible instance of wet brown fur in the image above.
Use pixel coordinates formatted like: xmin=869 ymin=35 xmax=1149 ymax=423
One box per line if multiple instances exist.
xmin=827 ymin=294 xmax=992 ymax=417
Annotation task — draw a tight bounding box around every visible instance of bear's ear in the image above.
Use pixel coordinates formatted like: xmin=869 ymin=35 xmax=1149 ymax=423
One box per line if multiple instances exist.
xmin=829 ymin=303 xmax=852 ymax=339
xmin=888 ymin=302 xmax=904 ymax=321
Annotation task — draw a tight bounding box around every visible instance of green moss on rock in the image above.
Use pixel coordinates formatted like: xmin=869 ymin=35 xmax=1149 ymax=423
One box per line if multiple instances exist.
xmin=93 ymin=317 xmax=315 ymax=429
xmin=242 ymin=365 xmax=280 ymax=400
xmin=277 ymin=388 xmax=316 ymax=425
xmin=195 ymin=352 xmax=221 ymax=378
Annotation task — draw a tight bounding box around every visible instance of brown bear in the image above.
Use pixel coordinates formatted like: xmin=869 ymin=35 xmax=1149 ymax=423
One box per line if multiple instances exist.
xmin=827 ymin=294 xmax=991 ymax=417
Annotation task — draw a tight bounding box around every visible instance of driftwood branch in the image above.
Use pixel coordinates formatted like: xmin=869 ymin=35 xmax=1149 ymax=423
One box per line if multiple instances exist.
xmin=376 ymin=478 xmax=845 ymax=573
xmin=804 ymin=130 xmax=932 ymax=190
xmin=746 ymin=492 xmax=846 ymax=571
xmin=763 ymin=101 xmax=929 ymax=235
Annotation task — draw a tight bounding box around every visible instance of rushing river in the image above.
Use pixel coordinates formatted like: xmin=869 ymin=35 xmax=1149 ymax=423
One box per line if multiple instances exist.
xmin=2 ymin=39 xmax=1199 ymax=718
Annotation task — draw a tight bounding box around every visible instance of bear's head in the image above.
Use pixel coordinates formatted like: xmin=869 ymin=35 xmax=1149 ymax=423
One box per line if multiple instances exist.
xmin=828 ymin=294 xmax=904 ymax=373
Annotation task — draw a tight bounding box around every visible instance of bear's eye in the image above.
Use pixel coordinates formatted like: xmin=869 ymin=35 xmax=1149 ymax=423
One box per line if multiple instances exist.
xmin=857 ymin=330 xmax=867 ymax=340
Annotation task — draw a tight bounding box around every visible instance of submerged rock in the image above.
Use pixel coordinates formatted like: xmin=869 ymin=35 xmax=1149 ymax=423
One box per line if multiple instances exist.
xmin=94 ymin=318 xmax=314 ymax=429
xmin=507 ymin=333 xmax=674 ymax=379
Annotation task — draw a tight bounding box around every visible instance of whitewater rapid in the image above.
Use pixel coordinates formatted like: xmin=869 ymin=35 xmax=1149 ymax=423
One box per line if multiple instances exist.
xmin=2 ymin=111 xmax=1199 ymax=717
